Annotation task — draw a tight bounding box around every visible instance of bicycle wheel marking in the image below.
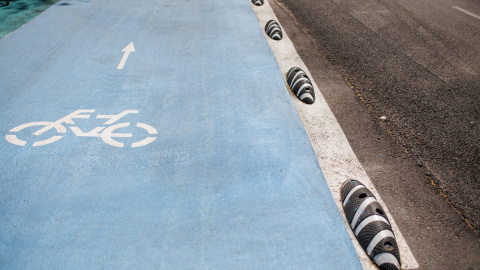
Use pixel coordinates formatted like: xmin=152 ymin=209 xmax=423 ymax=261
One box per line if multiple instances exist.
xmin=4 ymin=110 xmax=158 ymax=148
xmin=5 ymin=135 xmax=27 ymax=146
xmin=132 ymin=123 xmax=158 ymax=148
xmin=101 ymin=122 xmax=133 ymax=148
xmin=6 ymin=121 xmax=67 ymax=147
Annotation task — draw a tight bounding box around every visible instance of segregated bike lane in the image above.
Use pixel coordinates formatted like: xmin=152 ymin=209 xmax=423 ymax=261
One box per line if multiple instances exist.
xmin=0 ymin=0 xmax=362 ymax=268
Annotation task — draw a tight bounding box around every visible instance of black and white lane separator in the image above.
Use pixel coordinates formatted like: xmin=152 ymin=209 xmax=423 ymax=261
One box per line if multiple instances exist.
xmin=251 ymin=0 xmax=264 ymax=6
xmin=286 ymin=67 xmax=315 ymax=104
xmin=264 ymin=20 xmax=282 ymax=40
xmin=342 ymin=180 xmax=401 ymax=270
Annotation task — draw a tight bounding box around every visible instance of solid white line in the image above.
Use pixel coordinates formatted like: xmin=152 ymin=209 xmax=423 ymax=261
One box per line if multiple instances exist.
xmin=251 ymin=0 xmax=418 ymax=269
xmin=452 ymin=6 xmax=480 ymax=20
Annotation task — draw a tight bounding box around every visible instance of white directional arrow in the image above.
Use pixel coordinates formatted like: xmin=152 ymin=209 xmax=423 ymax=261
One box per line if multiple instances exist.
xmin=117 ymin=42 xmax=135 ymax=70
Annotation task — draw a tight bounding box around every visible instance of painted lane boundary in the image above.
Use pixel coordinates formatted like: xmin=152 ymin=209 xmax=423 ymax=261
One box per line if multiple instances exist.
xmin=250 ymin=1 xmax=419 ymax=269
xmin=452 ymin=6 xmax=480 ymax=21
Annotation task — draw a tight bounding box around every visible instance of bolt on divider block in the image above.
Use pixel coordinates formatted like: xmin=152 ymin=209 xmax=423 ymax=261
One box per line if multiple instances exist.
xmin=341 ymin=179 xmax=401 ymax=270
xmin=251 ymin=0 xmax=264 ymax=6
xmin=265 ymin=20 xmax=282 ymax=40
xmin=286 ymin=67 xmax=315 ymax=104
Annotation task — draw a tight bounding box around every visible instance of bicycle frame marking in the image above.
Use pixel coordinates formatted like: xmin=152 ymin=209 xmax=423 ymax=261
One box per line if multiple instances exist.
xmin=5 ymin=110 xmax=158 ymax=148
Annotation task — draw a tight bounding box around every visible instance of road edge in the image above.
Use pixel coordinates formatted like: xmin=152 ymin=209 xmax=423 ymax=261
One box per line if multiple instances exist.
xmin=250 ymin=1 xmax=419 ymax=268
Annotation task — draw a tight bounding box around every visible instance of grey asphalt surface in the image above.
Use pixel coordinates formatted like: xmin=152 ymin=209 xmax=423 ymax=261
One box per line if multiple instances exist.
xmin=268 ymin=0 xmax=480 ymax=269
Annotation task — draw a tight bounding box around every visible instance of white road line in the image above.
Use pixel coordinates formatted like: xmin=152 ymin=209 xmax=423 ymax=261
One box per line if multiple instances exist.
xmin=452 ymin=6 xmax=480 ymax=20
xmin=251 ymin=1 xmax=419 ymax=269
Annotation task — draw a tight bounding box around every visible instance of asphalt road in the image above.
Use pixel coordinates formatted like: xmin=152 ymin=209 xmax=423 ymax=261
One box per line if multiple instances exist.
xmin=269 ymin=0 xmax=480 ymax=269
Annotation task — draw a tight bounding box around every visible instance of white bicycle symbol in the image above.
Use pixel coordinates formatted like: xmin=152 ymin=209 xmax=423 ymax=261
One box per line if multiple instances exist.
xmin=5 ymin=109 xmax=157 ymax=148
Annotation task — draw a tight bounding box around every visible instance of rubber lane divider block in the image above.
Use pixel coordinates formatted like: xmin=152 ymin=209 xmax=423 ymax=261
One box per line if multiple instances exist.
xmin=286 ymin=67 xmax=315 ymax=104
xmin=265 ymin=20 xmax=282 ymax=40
xmin=341 ymin=179 xmax=401 ymax=270
xmin=251 ymin=0 xmax=264 ymax=6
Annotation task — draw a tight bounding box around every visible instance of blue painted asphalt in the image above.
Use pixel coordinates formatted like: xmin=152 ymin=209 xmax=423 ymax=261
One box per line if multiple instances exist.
xmin=0 ymin=0 xmax=362 ymax=268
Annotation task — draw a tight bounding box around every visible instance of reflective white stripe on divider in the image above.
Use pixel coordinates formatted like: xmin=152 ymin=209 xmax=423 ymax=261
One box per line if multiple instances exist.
xmin=351 ymin=197 xmax=377 ymax=229
xmin=373 ymin=252 xmax=401 ymax=269
xmin=355 ymin=215 xmax=390 ymax=236
xmin=343 ymin=185 xmax=364 ymax=207
xmin=366 ymin=230 xmax=395 ymax=255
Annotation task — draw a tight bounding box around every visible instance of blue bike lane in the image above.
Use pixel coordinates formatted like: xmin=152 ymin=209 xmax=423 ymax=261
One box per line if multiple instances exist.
xmin=0 ymin=0 xmax=362 ymax=268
